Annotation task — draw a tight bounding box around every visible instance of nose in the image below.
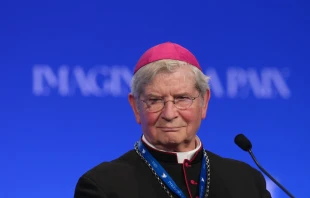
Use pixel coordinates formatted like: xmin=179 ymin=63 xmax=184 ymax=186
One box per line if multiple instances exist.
xmin=161 ymin=100 xmax=178 ymax=121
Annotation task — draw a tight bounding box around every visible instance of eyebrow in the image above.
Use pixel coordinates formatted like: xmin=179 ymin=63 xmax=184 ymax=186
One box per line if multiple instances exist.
xmin=173 ymin=92 xmax=193 ymax=97
xmin=144 ymin=93 xmax=162 ymax=98
xmin=144 ymin=92 xmax=193 ymax=98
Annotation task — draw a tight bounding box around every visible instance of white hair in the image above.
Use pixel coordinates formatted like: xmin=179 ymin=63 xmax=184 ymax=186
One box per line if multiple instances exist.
xmin=130 ymin=59 xmax=210 ymax=99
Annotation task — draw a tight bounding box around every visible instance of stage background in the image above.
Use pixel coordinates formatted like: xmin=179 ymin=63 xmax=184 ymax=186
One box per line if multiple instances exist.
xmin=1 ymin=0 xmax=309 ymax=197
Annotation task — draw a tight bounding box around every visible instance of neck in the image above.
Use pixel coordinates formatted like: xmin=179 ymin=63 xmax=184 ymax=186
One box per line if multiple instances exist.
xmin=142 ymin=135 xmax=201 ymax=163
xmin=142 ymin=135 xmax=200 ymax=152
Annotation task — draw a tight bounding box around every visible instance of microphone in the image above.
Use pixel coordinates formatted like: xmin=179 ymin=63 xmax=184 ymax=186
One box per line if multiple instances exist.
xmin=234 ymin=134 xmax=295 ymax=198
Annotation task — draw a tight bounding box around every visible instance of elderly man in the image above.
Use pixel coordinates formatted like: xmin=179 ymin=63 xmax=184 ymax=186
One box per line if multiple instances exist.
xmin=74 ymin=42 xmax=271 ymax=198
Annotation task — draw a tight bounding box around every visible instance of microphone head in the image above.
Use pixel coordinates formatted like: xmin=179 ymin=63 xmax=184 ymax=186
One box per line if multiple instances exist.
xmin=234 ymin=134 xmax=252 ymax=152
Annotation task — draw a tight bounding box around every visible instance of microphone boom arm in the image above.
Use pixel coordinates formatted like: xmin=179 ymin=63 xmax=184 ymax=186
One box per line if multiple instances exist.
xmin=248 ymin=149 xmax=295 ymax=198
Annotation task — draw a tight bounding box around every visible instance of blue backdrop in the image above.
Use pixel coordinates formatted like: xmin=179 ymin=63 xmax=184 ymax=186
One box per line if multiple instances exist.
xmin=1 ymin=0 xmax=309 ymax=198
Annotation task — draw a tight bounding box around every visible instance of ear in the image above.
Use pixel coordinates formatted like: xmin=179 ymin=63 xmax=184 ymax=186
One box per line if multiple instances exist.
xmin=201 ymin=89 xmax=211 ymax=119
xmin=128 ymin=93 xmax=141 ymax=124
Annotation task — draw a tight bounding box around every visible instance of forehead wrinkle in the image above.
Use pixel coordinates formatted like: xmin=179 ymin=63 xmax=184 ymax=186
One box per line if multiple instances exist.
xmin=157 ymin=70 xmax=194 ymax=84
xmin=145 ymin=72 xmax=196 ymax=97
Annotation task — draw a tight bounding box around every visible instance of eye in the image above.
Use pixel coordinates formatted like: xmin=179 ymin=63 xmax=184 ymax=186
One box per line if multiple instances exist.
xmin=147 ymin=98 xmax=162 ymax=104
xmin=176 ymin=96 xmax=190 ymax=100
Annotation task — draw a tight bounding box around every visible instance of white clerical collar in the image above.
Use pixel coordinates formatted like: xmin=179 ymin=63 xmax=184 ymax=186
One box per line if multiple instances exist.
xmin=142 ymin=135 xmax=202 ymax=164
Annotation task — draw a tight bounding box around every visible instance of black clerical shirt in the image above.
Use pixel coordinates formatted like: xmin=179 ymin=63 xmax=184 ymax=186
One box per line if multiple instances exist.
xmin=74 ymin=139 xmax=271 ymax=198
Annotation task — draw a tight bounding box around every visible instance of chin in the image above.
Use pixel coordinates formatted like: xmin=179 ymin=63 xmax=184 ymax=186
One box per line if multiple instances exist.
xmin=161 ymin=134 xmax=185 ymax=144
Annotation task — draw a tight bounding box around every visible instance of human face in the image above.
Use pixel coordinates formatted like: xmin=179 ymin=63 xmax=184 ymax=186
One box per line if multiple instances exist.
xmin=129 ymin=66 xmax=210 ymax=152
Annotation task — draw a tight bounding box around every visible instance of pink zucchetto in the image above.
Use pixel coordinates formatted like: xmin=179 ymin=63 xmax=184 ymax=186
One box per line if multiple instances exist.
xmin=134 ymin=42 xmax=202 ymax=74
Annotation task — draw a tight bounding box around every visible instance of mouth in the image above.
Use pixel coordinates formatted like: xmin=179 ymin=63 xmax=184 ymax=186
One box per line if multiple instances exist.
xmin=157 ymin=127 xmax=183 ymax=132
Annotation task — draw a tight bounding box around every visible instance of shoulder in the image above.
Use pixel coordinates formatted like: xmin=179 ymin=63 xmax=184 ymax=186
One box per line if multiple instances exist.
xmin=81 ymin=150 xmax=139 ymax=180
xmin=76 ymin=150 xmax=140 ymax=185
xmin=74 ymin=150 xmax=141 ymax=197
xmin=206 ymin=149 xmax=257 ymax=172
xmin=206 ymin=150 xmax=270 ymax=195
xmin=205 ymin=149 xmax=268 ymax=186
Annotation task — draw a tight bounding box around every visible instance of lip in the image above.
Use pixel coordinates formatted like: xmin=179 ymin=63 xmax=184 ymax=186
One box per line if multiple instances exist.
xmin=157 ymin=127 xmax=183 ymax=132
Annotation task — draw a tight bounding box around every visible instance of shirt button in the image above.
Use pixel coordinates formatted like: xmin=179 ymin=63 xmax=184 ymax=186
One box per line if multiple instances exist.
xmin=190 ymin=180 xmax=198 ymax=185
xmin=185 ymin=161 xmax=191 ymax=167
